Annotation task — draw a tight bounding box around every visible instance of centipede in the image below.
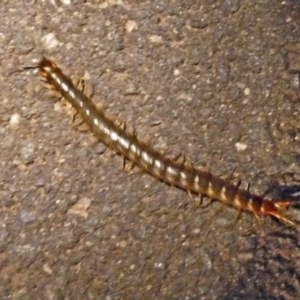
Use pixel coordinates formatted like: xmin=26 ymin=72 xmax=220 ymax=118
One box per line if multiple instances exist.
xmin=34 ymin=57 xmax=296 ymax=226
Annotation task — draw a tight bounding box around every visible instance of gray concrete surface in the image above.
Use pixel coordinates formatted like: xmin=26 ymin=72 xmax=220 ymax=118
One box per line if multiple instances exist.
xmin=0 ymin=0 xmax=300 ymax=299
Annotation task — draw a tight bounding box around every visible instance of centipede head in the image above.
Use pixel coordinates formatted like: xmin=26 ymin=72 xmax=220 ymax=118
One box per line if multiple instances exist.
xmin=261 ymin=199 xmax=295 ymax=226
xmin=37 ymin=58 xmax=59 ymax=81
xmin=23 ymin=57 xmax=58 ymax=80
xmin=24 ymin=58 xmax=59 ymax=81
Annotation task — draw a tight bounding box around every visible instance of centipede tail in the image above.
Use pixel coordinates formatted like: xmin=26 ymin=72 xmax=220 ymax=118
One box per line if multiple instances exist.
xmin=36 ymin=57 xmax=296 ymax=227
xmin=260 ymin=200 xmax=295 ymax=226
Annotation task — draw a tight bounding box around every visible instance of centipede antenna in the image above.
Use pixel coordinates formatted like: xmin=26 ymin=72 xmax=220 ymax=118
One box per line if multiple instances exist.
xmin=24 ymin=57 xmax=46 ymax=70
xmin=23 ymin=65 xmax=39 ymax=71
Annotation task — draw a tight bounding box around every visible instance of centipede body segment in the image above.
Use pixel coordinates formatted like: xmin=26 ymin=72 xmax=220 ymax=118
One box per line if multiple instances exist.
xmin=36 ymin=58 xmax=296 ymax=226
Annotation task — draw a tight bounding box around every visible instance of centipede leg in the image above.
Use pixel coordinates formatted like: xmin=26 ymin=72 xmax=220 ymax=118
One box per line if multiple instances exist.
xmin=117 ymin=122 xmax=137 ymax=172
xmin=187 ymin=189 xmax=193 ymax=202
xmin=39 ymin=73 xmax=61 ymax=97
xmin=252 ymin=214 xmax=267 ymax=237
xmin=123 ymin=160 xmax=135 ymax=172
xmin=185 ymin=158 xmax=194 ymax=169
xmin=71 ymin=111 xmax=90 ymax=132
xmin=195 ymin=194 xmax=212 ymax=208
xmin=186 ymin=190 xmax=207 ymax=208
xmin=173 ymin=152 xmax=187 ymax=166
xmin=71 ymin=76 xmax=94 ymax=132
xmin=95 ymin=102 xmax=128 ymax=133
xmin=246 ymin=183 xmax=251 ymax=191
xmin=235 ymin=209 xmax=242 ymax=223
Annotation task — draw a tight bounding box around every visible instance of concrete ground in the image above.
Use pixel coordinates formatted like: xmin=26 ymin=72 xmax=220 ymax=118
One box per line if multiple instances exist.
xmin=0 ymin=0 xmax=300 ymax=299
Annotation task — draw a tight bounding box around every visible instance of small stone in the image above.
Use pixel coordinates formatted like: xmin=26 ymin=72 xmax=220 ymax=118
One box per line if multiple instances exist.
xmin=202 ymin=91 xmax=214 ymax=101
xmin=125 ymin=20 xmax=138 ymax=32
xmin=286 ymin=51 xmax=300 ymax=72
xmin=221 ymin=0 xmax=241 ymax=15
xmin=20 ymin=210 xmax=36 ymax=223
xmin=0 ymin=227 xmax=9 ymax=251
xmin=43 ymin=263 xmax=53 ymax=275
xmin=244 ymin=87 xmax=250 ymax=96
xmin=68 ymin=197 xmax=92 ymax=218
xmin=235 ymin=142 xmax=247 ymax=151
xmin=19 ymin=140 xmax=36 ymax=163
xmin=149 ymin=35 xmax=163 ymax=43
xmin=190 ymin=14 xmax=208 ymax=29
xmin=111 ymin=53 xmax=128 ymax=72
xmin=154 ymin=261 xmax=167 ymax=270
xmin=94 ymin=143 xmax=107 ymax=154
xmin=117 ymin=240 xmax=127 ymax=248
xmin=238 ymin=252 xmax=254 ymax=261
xmin=151 ymin=0 xmax=169 ymax=13
xmin=191 ymin=228 xmax=201 ymax=235
xmin=216 ymin=64 xmax=231 ymax=83
xmin=174 ymin=69 xmax=180 ymax=76
xmin=228 ymin=86 xmax=240 ymax=101
xmin=290 ymin=73 xmax=300 ymax=89
xmin=41 ymin=33 xmax=60 ymax=50
xmin=9 ymin=113 xmax=21 ymax=127
xmin=35 ymin=178 xmax=45 ymax=187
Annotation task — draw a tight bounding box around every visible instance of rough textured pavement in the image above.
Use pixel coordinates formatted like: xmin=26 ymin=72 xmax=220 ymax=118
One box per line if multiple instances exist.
xmin=1 ymin=0 xmax=300 ymax=299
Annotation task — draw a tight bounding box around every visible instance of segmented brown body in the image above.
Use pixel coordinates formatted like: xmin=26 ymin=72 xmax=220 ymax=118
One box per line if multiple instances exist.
xmin=38 ymin=58 xmax=294 ymax=225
